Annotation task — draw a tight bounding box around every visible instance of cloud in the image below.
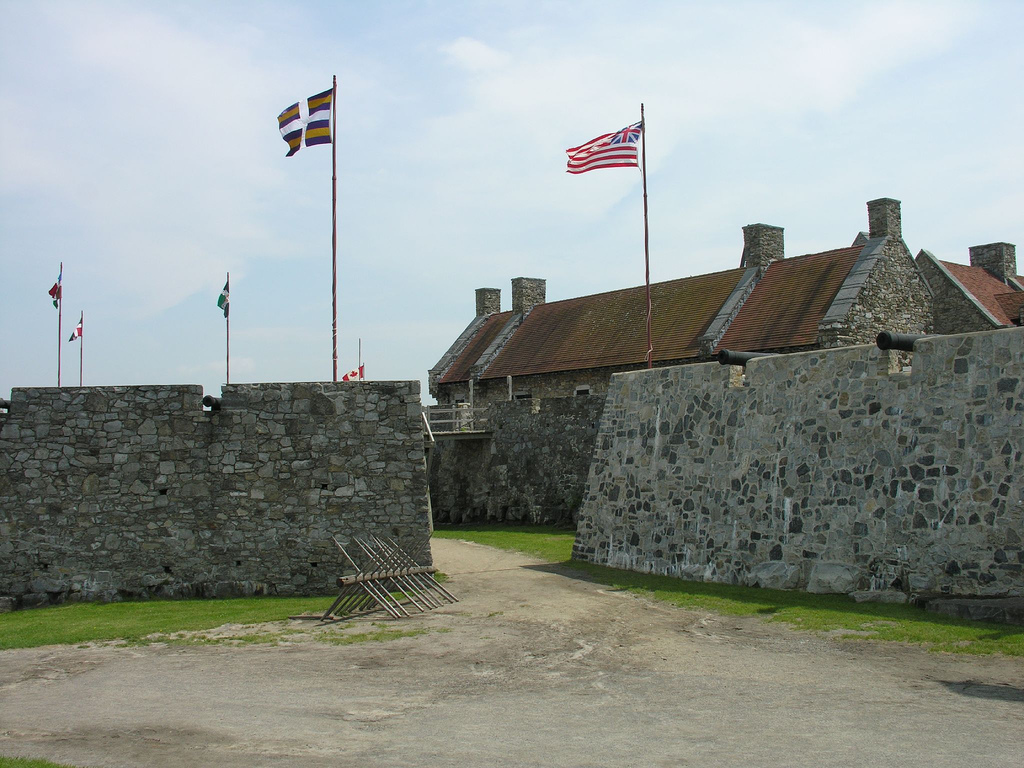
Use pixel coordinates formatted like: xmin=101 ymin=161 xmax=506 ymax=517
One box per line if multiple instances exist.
xmin=441 ymin=37 xmax=510 ymax=71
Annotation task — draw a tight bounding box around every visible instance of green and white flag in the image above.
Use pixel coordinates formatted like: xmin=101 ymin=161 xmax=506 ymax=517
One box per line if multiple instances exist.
xmin=217 ymin=278 xmax=229 ymax=318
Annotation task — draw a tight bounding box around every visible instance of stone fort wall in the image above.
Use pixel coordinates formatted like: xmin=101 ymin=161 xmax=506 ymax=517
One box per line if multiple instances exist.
xmin=0 ymin=381 xmax=431 ymax=606
xmin=429 ymin=395 xmax=604 ymax=526
xmin=573 ymin=328 xmax=1024 ymax=597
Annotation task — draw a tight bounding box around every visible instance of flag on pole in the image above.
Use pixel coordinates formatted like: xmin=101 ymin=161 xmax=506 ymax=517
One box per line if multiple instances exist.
xmin=277 ymin=102 xmax=303 ymax=157
xmin=304 ymin=88 xmax=333 ymax=147
xmin=69 ymin=313 xmax=83 ymax=341
xmin=566 ymin=122 xmax=641 ymax=174
xmin=48 ymin=267 xmax=62 ymax=308
xmin=217 ymin=279 xmax=229 ymax=317
xmin=277 ymin=87 xmax=333 ymax=156
xmin=341 ymin=364 xmax=364 ymax=382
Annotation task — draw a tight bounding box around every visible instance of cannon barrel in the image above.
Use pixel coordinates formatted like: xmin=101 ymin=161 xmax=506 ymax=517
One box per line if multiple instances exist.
xmin=0 ymin=398 xmax=9 ymax=411
xmin=717 ymin=349 xmax=772 ymax=367
xmin=202 ymin=394 xmax=221 ymax=411
xmin=876 ymin=331 xmax=924 ymax=352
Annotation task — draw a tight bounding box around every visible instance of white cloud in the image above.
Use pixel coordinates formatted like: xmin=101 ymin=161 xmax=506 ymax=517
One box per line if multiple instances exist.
xmin=441 ymin=37 xmax=510 ymax=71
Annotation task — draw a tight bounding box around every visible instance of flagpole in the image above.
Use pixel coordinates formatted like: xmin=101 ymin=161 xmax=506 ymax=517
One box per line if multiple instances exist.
xmin=79 ymin=311 xmax=83 ymax=387
xmin=358 ymin=337 xmax=361 ymax=378
xmin=641 ymin=104 xmax=652 ymax=369
xmin=331 ymin=74 xmax=338 ymax=382
xmin=225 ymin=272 xmax=230 ymax=385
xmin=57 ymin=261 xmax=63 ymax=387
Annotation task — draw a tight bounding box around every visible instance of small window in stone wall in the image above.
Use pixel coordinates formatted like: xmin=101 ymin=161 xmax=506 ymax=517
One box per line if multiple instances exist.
xmin=575 ymin=385 xmax=591 ymax=396
xmin=513 ymin=390 xmax=532 ymax=400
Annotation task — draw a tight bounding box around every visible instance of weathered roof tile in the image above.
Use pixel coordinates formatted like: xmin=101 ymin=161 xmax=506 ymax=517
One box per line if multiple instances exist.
xmin=941 ymin=261 xmax=1022 ymax=326
xmin=716 ymin=246 xmax=863 ymax=352
xmin=480 ymin=268 xmax=748 ymax=380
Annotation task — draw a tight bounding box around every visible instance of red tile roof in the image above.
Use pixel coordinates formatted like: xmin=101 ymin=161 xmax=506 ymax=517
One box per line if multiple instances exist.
xmin=716 ymin=246 xmax=863 ymax=352
xmin=480 ymin=268 xmax=749 ymax=379
xmin=995 ymin=291 xmax=1024 ymax=325
xmin=940 ymin=261 xmax=1022 ymax=326
xmin=439 ymin=311 xmax=514 ymax=384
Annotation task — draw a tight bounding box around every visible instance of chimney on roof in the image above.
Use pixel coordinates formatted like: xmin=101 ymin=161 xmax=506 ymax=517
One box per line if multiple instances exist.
xmin=969 ymin=242 xmax=1017 ymax=283
xmin=511 ymin=277 xmax=546 ymax=314
xmin=741 ymin=224 xmax=784 ymax=269
xmin=867 ymin=198 xmax=902 ymax=240
xmin=475 ymin=287 xmax=501 ymax=316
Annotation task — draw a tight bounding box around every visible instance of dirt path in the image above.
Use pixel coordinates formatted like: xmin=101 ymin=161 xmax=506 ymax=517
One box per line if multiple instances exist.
xmin=1 ymin=538 xmax=1022 ymax=767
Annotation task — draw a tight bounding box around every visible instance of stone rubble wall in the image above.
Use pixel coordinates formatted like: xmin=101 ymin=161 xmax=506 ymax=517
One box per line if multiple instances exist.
xmin=573 ymin=328 xmax=1024 ymax=597
xmin=916 ymin=254 xmax=1000 ymax=334
xmin=818 ymin=238 xmax=933 ymax=349
xmin=429 ymin=395 xmax=604 ymax=526
xmin=0 ymin=382 xmax=431 ymax=606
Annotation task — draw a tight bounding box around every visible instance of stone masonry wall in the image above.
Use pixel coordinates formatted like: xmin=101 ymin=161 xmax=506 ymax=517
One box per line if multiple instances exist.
xmin=0 ymin=382 xmax=431 ymax=606
xmin=916 ymin=254 xmax=1000 ymax=334
xmin=574 ymin=328 xmax=1024 ymax=597
xmin=819 ymin=238 xmax=932 ymax=348
xmin=429 ymin=395 xmax=604 ymax=526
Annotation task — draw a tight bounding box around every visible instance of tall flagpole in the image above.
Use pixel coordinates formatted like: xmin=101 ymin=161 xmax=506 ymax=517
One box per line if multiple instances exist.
xmin=57 ymin=261 xmax=63 ymax=387
xmin=225 ymin=272 xmax=230 ymax=385
xmin=331 ymin=74 xmax=339 ymax=382
xmin=641 ymin=104 xmax=652 ymax=369
xmin=79 ymin=311 xmax=83 ymax=387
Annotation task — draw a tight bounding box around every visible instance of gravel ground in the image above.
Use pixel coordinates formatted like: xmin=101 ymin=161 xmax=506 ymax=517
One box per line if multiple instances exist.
xmin=1 ymin=538 xmax=1022 ymax=768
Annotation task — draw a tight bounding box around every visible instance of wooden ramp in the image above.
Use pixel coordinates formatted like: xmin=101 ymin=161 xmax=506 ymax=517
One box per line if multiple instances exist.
xmin=291 ymin=534 xmax=457 ymax=623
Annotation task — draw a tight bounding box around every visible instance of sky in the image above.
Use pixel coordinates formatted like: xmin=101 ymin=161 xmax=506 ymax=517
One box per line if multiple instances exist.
xmin=1 ymin=0 xmax=1022 ymax=405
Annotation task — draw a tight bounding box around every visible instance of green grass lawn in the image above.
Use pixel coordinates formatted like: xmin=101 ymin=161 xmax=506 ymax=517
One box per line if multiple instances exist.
xmin=0 ymin=758 xmax=81 ymax=768
xmin=434 ymin=524 xmax=1024 ymax=656
xmin=0 ymin=595 xmax=332 ymax=651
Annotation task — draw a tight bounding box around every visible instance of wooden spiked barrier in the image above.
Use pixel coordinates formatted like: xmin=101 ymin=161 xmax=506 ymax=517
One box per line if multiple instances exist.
xmin=291 ymin=534 xmax=457 ymax=622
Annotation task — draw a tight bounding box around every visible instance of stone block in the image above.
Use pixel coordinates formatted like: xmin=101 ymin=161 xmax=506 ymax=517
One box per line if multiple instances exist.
xmin=850 ymin=590 xmax=908 ymax=604
xmin=804 ymin=563 xmax=862 ymax=594
xmin=746 ymin=562 xmax=800 ymax=590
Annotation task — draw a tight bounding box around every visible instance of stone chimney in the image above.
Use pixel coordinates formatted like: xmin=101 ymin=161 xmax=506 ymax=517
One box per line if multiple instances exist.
xmin=867 ymin=198 xmax=902 ymax=240
xmin=741 ymin=224 xmax=784 ymax=268
xmin=511 ymin=277 xmax=546 ymax=314
xmin=475 ymin=287 xmax=501 ymax=316
xmin=969 ymin=242 xmax=1017 ymax=283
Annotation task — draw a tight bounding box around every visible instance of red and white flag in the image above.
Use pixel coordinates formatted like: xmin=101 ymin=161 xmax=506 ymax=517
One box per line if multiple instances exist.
xmin=341 ymin=364 xmax=365 ymax=382
xmin=69 ymin=312 xmax=83 ymax=341
xmin=566 ymin=122 xmax=641 ymax=174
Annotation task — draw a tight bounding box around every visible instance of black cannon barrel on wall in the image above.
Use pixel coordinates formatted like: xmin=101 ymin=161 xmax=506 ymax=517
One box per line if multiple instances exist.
xmin=876 ymin=331 xmax=925 ymax=352
xmin=0 ymin=398 xmax=9 ymax=411
xmin=202 ymin=395 xmax=221 ymax=411
xmin=717 ymin=349 xmax=773 ymax=367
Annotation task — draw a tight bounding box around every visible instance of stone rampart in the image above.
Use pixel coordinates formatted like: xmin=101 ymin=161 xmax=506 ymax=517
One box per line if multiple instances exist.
xmin=0 ymin=382 xmax=430 ymax=606
xmin=573 ymin=328 xmax=1024 ymax=597
xmin=429 ymin=395 xmax=604 ymax=526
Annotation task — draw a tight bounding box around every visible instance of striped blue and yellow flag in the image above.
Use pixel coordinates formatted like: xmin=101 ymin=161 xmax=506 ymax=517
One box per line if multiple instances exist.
xmin=277 ymin=87 xmax=333 ymax=157
xmin=304 ymin=88 xmax=333 ymax=148
xmin=277 ymin=102 xmax=303 ymax=157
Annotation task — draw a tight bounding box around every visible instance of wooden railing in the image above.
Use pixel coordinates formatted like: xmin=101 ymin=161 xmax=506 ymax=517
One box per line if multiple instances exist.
xmin=423 ymin=404 xmax=490 ymax=434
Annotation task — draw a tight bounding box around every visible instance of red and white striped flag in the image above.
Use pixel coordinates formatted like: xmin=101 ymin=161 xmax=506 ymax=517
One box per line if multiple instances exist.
xmin=341 ymin=364 xmax=365 ymax=382
xmin=566 ymin=122 xmax=641 ymax=174
xmin=69 ymin=312 xmax=83 ymax=341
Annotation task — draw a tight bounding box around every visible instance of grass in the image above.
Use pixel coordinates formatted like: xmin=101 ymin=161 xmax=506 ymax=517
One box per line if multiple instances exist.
xmin=0 ymin=758 xmax=81 ymax=768
xmin=435 ymin=524 xmax=1024 ymax=657
xmin=433 ymin=524 xmax=576 ymax=562
xmin=0 ymin=595 xmax=333 ymax=651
